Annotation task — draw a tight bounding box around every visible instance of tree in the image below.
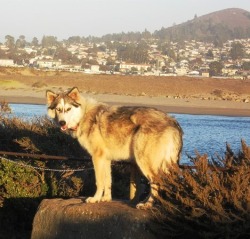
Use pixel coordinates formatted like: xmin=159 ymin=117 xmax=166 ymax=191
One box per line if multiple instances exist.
xmin=117 ymin=43 xmax=148 ymax=64
xmin=106 ymin=57 xmax=115 ymax=66
xmin=5 ymin=35 xmax=15 ymax=49
xmin=206 ymin=49 xmax=214 ymax=59
xmin=213 ymin=38 xmax=223 ymax=48
xmin=166 ymin=48 xmax=177 ymax=62
xmin=242 ymin=62 xmax=250 ymax=71
xmin=15 ymin=39 xmax=21 ymax=48
xmin=230 ymin=42 xmax=245 ymax=60
xmin=53 ymin=46 xmax=79 ymax=64
xmin=15 ymin=35 xmax=26 ymax=48
xmin=67 ymin=36 xmax=81 ymax=45
xmin=98 ymin=45 xmax=106 ymax=52
xmin=0 ymin=48 xmax=6 ymax=59
xmin=141 ymin=29 xmax=151 ymax=40
xmin=41 ymin=36 xmax=58 ymax=48
xmin=209 ymin=61 xmax=223 ymax=76
xmin=31 ymin=37 xmax=39 ymax=47
xmin=131 ymin=66 xmax=138 ymax=72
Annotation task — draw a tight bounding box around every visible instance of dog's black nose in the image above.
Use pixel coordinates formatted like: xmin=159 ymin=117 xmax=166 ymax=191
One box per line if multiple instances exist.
xmin=59 ymin=120 xmax=66 ymax=126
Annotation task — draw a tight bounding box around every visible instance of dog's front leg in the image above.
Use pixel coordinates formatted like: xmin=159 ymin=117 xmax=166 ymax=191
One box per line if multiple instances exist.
xmin=101 ymin=159 xmax=112 ymax=202
xmin=86 ymin=156 xmax=106 ymax=203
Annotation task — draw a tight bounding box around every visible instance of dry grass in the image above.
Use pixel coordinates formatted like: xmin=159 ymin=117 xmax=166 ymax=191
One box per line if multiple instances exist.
xmin=0 ymin=101 xmax=11 ymax=113
xmin=0 ymin=79 xmax=26 ymax=88
xmin=1 ymin=67 xmax=250 ymax=102
xmin=153 ymin=141 xmax=250 ymax=238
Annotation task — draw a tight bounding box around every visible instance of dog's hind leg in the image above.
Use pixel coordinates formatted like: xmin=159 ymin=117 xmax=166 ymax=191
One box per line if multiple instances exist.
xmin=135 ymin=169 xmax=159 ymax=210
xmin=133 ymin=137 xmax=171 ymax=209
xmin=86 ymin=155 xmax=109 ymax=203
xmin=136 ymin=184 xmax=159 ymax=210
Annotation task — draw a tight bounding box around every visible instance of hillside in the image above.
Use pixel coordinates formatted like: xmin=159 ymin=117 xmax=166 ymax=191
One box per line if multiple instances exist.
xmin=154 ymin=8 xmax=250 ymax=43
xmin=199 ymin=8 xmax=250 ymax=29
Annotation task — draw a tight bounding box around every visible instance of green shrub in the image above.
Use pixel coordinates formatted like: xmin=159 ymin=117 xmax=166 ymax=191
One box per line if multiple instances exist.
xmin=0 ymin=113 xmax=91 ymax=199
xmin=0 ymin=114 xmax=90 ymax=238
xmin=0 ymin=158 xmax=48 ymax=198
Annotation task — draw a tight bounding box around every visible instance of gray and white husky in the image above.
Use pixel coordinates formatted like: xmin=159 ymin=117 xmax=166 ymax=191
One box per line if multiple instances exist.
xmin=46 ymin=87 xmax=183 ymax=209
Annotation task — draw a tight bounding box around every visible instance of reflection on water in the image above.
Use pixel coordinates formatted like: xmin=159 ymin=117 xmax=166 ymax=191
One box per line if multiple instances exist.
xmin=9 ymin=104 xmax=250 ymax=164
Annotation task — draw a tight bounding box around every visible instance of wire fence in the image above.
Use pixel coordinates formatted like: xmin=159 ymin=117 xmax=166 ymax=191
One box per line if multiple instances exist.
xmin=0 ymin=156 xmax=88 ymax=172
xmin=0 ymin=150 xmax=93 ymax=172
xmin=0 ymin=150 xmax=227 ymax=201
xmin=0 ymin=150 xmax=226 ymax=171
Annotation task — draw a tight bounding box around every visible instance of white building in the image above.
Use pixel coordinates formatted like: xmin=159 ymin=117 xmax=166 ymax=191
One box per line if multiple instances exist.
xmin=119 ymin=63 xmax=150 ymax=72
xmin=90 ymin=65 xmax=100 ymax=72
xmin=37 ymin=60 xmax=61 ymax=68
xmin=0 ymin=59 xmax=14 ymax=67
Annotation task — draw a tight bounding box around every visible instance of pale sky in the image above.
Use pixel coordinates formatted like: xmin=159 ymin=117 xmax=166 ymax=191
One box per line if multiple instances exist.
xmin=0 ymin=0 xmax=249 ymax=43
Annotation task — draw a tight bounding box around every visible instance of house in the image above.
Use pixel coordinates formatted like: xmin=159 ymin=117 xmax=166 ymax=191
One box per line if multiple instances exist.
xmin=0 ymin=59 xmax=14 ymax=67
xmin=188 ymin=70 xmax=200 ymax=76
xmin=37 ymin=60 xmax=61 ymax=69
xmin=24 ymin=47 xmax=36 ymax=54
xmin=119 ymin=63 xmax=150 ymax=73
xmin=222 ymin=68 xmax=238 ymax=76
xmin=175 ymin=67 xmax=188 ymax=76
xmin=90 ymin=65 xmax=100 ymax=72
xmin=202 ymin=72 xmax=210 ymax=77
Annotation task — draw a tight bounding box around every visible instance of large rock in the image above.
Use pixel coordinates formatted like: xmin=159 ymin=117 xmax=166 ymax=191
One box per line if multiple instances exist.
xmin=31 ymin=198 xmax=158 ymax=239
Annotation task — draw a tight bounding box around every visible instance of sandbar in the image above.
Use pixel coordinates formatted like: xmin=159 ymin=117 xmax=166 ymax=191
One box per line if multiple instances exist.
xmin=0 ymin=89 xmax=249 ymax=117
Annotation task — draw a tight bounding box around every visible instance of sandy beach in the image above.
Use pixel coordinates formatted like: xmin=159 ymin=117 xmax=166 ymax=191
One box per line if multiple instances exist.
xmin=0 ymin=88 xmax=250 ymax=117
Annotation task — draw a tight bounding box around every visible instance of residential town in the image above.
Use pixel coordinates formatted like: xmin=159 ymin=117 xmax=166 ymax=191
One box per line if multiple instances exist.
xmin=0 ymin=37 xmax=250 ymax=79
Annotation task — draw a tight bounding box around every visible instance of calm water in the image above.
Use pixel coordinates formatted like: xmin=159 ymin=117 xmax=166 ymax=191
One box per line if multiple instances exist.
xmin=9 ymin=103 xmax=250 ymax=164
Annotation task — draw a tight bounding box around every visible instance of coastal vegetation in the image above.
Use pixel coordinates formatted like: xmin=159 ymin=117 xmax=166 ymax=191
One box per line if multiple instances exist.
xmin=0 ymin=103 xmax=249 ymax=238
xmin=155 ymin=146 xmax=250 ymax=238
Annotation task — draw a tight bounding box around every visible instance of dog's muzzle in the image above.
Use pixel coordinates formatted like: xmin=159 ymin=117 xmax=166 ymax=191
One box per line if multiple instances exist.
xmin=59 ymin=120 xmax=67 ymax=131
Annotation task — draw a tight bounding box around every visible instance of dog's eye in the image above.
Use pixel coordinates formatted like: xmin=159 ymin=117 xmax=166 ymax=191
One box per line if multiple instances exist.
xmin=56 ymin=108 xmax=62 ymax=113
xmin=66 ymin=107 xmax=71 ymax=112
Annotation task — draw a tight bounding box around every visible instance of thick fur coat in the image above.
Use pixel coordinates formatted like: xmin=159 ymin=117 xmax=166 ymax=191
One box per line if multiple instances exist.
xmin=46 ymin=87 xmax=183 ymax=209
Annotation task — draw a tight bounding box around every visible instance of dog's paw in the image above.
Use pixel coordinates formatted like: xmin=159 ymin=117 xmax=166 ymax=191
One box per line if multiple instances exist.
xmin=85 ymin=197 xmax=100 ymax=203
xmin=136 ymin=201 xmax=153 ymax=210
xmin=101 ymin=195 xmax=112 ymax=202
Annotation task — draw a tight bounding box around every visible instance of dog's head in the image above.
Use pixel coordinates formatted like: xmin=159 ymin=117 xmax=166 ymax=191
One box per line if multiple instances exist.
xmin=46 ymin=87 xmax=83 ymax=131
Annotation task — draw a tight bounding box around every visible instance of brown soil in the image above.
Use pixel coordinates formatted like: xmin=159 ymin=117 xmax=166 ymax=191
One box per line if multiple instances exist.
xmin=0 ymin=67 xmax=250 ymax=116
xmin=0 ymin=67 xmax=250 ymax=101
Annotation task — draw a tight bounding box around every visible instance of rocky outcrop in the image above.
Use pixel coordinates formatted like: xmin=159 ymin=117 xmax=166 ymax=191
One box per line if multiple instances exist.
xmin=31 ymin=198 xmax=158 ymax=239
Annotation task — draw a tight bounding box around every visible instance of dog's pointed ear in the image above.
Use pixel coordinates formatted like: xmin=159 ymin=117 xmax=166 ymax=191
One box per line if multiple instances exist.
xmin=67 ymin=87 xmax=80 ymax=101
xmin=46 ymin=90 xmax=58 ymax=106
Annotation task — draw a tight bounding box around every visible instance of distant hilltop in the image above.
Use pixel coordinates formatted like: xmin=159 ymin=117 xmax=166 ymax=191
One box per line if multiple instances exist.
xmin=1 ymin=8 xmax=250 ymax=45
xmin=198 ymin=8 xmax=250 ymax=29
xmin=154 ymin=8 xmax=250 ymax=43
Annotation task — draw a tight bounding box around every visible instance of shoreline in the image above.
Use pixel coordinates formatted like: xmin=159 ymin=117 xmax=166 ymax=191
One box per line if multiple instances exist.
xmin=1 ymin=91 xmax=250 ymax=117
